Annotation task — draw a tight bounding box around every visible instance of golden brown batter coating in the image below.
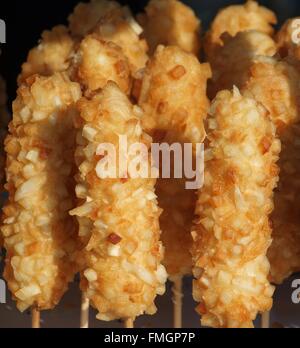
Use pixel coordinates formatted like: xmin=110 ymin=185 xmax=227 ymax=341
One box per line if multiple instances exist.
xmin=138 ymin=0 xmax=200 ymax=56
xmin=71 ymin=82 xmax=167 ymax=321
xmin=139 ymin=46 xmax=211 ymax=276
xmin=192 ymin=88 xmax=280 ymax=328
xmin=1 ymin=73 xmax=81 ymax=311
xmin=18 ymin=26 xmax=75 ymax=85
xmin=205 ymin=1 xmax=276 ymax=61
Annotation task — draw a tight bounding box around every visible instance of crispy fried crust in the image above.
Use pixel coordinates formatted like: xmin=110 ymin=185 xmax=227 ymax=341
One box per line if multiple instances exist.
xmin=139 ymin=46 xmax=210 ymax=144
xmin=19 ymin=5 xmax=147 ymax=86
xmin=71 ymin=34 xmax=132 ymax=96
xmin=139 ymin=46 xmax=210 ymax=276
xmin=205 ymin=0 xmax=276 ymax=60
xmin=243 ymin=57 xmax=300 ymax=284
xmin=192 ymin=88 xmax=280 ymax=328
xmin=1 ymin=73 xmax=81 ymax=311
xmin=276 ymin=17 xmax=300 ymax=60
xmin=18 ymin=26 xmax=75 ymax=85
xmin=68 ymin=0 xmax=121 ymax=38
xmin=208 ymin=31 xmax=276 ymax=98
xmin=92 ymin=7 xmax=148 ymax=74
xmin=71 ymin=82 xmax=167 ymax=321
xmin=69 ymin=0 xmax=148 ymax=73
xmin=243 ymin=57 xmax=300 ymax=131
xmin=138 ymin=0 xmax=200 ymax=56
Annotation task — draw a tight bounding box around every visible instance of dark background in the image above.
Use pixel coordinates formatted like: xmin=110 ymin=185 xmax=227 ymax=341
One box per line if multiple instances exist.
xmin=0 ymin=0 xmax=300 ymax=106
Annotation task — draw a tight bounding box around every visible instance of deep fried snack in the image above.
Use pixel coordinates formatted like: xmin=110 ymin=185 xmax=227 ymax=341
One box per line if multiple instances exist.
xmin=18 ymin=26 xmax=75 ymax=85
xmin=139 ymin=46 xmax=211 ymax=276
xmin=68 ymin=0 xmax=121 ymax=38
xmin=71 ymin=34 xmax=132 ymax=96
xmin=1 ymin=73 xmax=81 ymax=311
xmin=208 ymin=31 xmax=276 ymax=98
xmin=70 ymin=82 xmax=167 ymax=321
xmin=69 ymin=0 xmax=148 ymax=74
xmin=243 ymin=57 xmax=300 ymax=284
xmin=243 ymin=57 xmax=300 ymax=129
xmin=276 ymin=17 xmax=300 ymax=60
xmin=204 ymin=0 xmax=276 ymax=61
xmin=139 ymin=46 xmax=210 ymax=145
xmin=138 ymin=0 xmax=200 ymax=56
xmin=92 ymin=7 xmax=148 ymax=74
xmin=192 ymin=88 xmax=280 ymax=328
xmin=19 ymin=7 xmax=147 ymax=87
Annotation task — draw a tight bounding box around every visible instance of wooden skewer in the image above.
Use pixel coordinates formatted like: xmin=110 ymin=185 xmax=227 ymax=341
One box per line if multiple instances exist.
xmin=261 ymin=311 xmax=270 ymax=328
xmin=124 ymin=318 xmax=134 ymax=328
xmin=80 ymin=292 xmax=90 ymax=329
xmin=172 ymin=276 xmax=183 ymax=328
xmin=32 ymin=307 xmax=40 ymax=329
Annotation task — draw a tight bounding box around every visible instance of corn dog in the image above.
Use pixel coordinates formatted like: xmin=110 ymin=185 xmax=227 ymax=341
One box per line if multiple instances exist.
xmin=208 ymin=31 xmax=276 ymax=98
xmin=18 ymin=26 xmax=75 ymax=85
xmin=1 ymin=73 xmax=81 ymax=311
xmin=192 ymin=88 xmax=280 ymax=328
xmin=138 ymin=0 xmax=201 ymax=56
xmin=205 ymin=1 xmax=276 ymax=61
xmin=243 ymin=57 xmax=300 ymax=284
xmin=138 ymin=45 xmax=211 ymax=277
xmin=69 ymin=20 xmax=134 ymax=324
xmin=70 ymin=82 xmax=167 ymax=321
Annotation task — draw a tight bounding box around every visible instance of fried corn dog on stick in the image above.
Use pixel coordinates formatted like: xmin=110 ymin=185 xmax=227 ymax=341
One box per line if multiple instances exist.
xmin=276 ymin=18 xmax=300 ymax=60
xmin=192 ymin=88 xmax=280 ymax=328
xmin=138 ymin=0 xmax=201 ymax=56
xmin=208 ymin=31 xmax=276 ymax=98
xmin=71 ymin=34 xmax=132 ymax=96
xmin=243 ymin=57 xmax=300 ymax=284
xmin=1 ymin=73 xmax=81 ymax=312
xmin=139 ymin=45 xmax=211 ymax=277
xmin=18 ymin=26 xmax=75 ymax=85
xmin=204 ymin=1 xmax=276 ymax=61
xmin=69 ymin=29 xmax=133 ymax=326
xmin=70 ymin=82 xmax=167 ymax=321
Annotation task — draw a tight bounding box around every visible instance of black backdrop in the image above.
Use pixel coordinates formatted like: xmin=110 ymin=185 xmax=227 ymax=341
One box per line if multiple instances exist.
xmin=0 ymin=0 xmax=300 ymax=107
